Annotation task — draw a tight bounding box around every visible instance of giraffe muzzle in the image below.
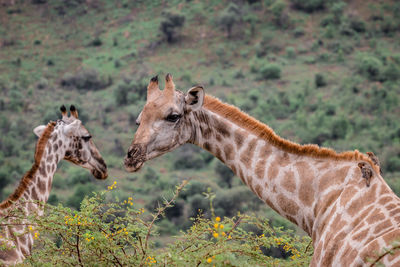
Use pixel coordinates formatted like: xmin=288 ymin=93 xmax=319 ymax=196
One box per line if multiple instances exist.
xmin=124 ymin=144 xmax=146 ymax=172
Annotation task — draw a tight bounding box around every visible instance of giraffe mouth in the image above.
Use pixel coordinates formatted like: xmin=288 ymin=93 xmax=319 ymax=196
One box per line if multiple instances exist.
xmin=124 ymin=144 xmax=146 ymax=172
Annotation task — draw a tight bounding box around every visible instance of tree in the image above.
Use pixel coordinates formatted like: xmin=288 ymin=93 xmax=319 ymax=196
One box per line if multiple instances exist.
xmin=160 ymin=11 xmax=185 ymax=43
xmin=217 ymin=3 xmax=241 ymax=39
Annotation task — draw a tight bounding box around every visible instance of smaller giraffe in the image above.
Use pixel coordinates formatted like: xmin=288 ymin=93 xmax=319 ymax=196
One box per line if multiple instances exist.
xmin=0 ymin=105 xmax=108 ymax=266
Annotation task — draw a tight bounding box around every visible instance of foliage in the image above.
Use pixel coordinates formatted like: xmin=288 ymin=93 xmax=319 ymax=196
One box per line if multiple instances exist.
xmin=61 ymin=68 xmax=112 ymax=91
xmin=258 ymin=63 xmax=281 ymax=80
xmin=290 ymin=0 xmax=326 ymax=13
xmin=217 ymin=3 xmax=241 ymax=38
xmin=159 ymin=10 xmax=185 ymax=43
xmin=2 ymin=182 xmax=313 ymax=266
xmin=356 ymin=54 xmax=383 ymax=81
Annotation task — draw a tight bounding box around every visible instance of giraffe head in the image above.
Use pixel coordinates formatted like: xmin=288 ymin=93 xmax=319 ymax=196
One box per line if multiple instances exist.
xmin=33 ymin=105 xmax=108 ymax=179
xmin=124 ymin=74 xmax=204 ymax=172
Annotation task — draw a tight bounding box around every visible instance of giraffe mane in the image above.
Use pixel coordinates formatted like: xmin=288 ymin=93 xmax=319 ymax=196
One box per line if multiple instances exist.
xmin=0 ymin=121 xmax=56 ymax=210
xmin=203 ymin=95 xmax=380 ymax=174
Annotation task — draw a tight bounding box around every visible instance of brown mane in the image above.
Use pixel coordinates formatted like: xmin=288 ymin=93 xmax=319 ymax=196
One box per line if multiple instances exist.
xmin=203 ymin=95 xmax=380 ymax=174
xmin=0 ymin=121 xmax=56 ymax=210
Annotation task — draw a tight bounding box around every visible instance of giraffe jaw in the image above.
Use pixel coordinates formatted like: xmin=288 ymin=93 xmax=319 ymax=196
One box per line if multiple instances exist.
xmin=124 ymin=161 xmax=144 ymax=172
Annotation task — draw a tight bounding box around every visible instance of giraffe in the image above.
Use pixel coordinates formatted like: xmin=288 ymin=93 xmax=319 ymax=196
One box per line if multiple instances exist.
xmin=0 ymin=105 xmax=108 ymax=266
xmin=124 ymin=74 xmax=400 ymax=266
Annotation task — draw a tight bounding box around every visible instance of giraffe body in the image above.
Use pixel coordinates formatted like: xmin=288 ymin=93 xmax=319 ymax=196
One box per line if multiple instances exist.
xmin=124 ymin=75 xmax=400 ymax=266
xmin=0 ymin=106 xmax=107 ymax=265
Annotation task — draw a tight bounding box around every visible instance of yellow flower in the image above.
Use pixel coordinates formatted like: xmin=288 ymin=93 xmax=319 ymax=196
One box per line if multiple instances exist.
xmin=213 ymin=232 xmax=219 ymax=238
xmin=215 ymin=217 xmax=221 ymax=222
xmin=207 ymin=258 xmax=212 ymax=263
xmin=214 ymin=223 xmax=219 ymax=229
xmin=221 ymin=232 xmax=226 ymax=236
xmin=219 ymin=224 xmax=224 ymax=229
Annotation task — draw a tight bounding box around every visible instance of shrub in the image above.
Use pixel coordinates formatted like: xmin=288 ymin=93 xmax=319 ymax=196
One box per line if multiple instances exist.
xmin=159 ymin=10 xmax=185 ymax=43
xmin=290 ymin=0 xmax=325 ymax=13
xmin=382 ymin=62 xmax=400 ymax=81
xmin=356 ymin=54 xmax=383 ymax=81
xmin=286 ymin=47 xmax=296 ymax=59
xmin=259 ymin=63 xmax=281 ymax=80
xmin=9 ymin=182 xmax=312 ymax=266
xmin=114 ymin=76 xmax=147 ymax=106
xmin=217 ymin=3 xmax=241 ymax=38
xmin=61 ymin=68 xmax=112 ymax=91
xmin=315 ymin=73 xmax=327 ymax=87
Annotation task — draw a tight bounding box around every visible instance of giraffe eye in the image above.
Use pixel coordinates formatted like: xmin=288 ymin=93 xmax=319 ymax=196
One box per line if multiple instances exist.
xmin=166 ymin=114 xmax=181 ymax=123
xmin=82 ymin=135 xmax=92 ymax=142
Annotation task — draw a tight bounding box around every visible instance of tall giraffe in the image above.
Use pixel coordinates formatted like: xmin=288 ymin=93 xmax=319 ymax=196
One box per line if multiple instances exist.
xmin=124 ymin=74 xmax=400 ymax=266
xmin=0 ymin=105 xmax=108 ymax=266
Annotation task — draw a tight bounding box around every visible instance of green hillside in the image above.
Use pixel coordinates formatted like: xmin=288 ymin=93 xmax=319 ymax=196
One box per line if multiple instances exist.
xmin=0 ymin=0 xmax=400 ymax=264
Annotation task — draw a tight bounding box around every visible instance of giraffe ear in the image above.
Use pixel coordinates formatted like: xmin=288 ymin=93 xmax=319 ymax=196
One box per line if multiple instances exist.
xmin=185 ymin=86 xmax=204 ymax=112
xmin=63 ymin=120 xmax=81 ymax=136
xmin=33 ymin=125 xmax=46 ymax=137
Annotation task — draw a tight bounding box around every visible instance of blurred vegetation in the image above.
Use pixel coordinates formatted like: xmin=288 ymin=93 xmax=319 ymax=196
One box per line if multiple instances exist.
xmin=0 ymin=0 xmax=399 ymax=264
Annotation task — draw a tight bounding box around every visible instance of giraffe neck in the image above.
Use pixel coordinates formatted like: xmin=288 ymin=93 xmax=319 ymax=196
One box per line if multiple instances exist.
xmin=186 ymin=97 xmax=400 ymax=265
xmin=22 ymin=132 xmax=64 ymax=215
xmin=0 ymin=124 xmax=65 ymax=264
xmin=187 ymin=104 xmax=373 ymax=237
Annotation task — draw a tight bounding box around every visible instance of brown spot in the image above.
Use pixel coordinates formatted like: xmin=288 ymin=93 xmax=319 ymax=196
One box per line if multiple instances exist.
xmin=319 ymin=166 xmax=350 ymax=192
xmin=47 ymin=145 xmax=52 ymax=154
xmin=341 ymin=246 xmax=358 ymax=266
xmin=348 ymin=184 xmax=377 ymax=216
xmin=255 ymin=184 xmax=263 ymax=199
xmin=379 ymin=196 xmax=394 ymax=205
xmin=234 ymin=129 xmax=246 ymax=148
xmin=39 ymin=165 xmax=47 ymax=177
xmin=389 ymin=208 xmax=400 ymax=217
xmin=58 ymin=140 xmax=62 ymax=147
xmin=339 ymin=186 xmax=358 ymax=207
xmin=366 ymin=210 xmax=386 ymax=225
xmin=255 ymin=159 xmax=266 ymax=180
xmin=374 ymin=220 xmax=392 ymax=235
xmin=264 ymin=197 xmax=278 ymax=213
xmin=240 ymin=138 xmax=257 ymax=165
xmin=224 ymin=144 xmax=234 ymax=161
xmin=48 ymin=177 xmax=52 ymax=189
xmin=47 ymin=164 xmax=50 ymax=173
xmin=281 ymin=170 xmax=296 ymax=193
xmin=53 ymin=143 xmax=58 ymax=151
xmin=386 ymin=203 xmax=397 ymax=210
xmin=321 ymin=231 xmax=346 ymax=266
xmin=278 ymin=152 xmax=290 ymax=167
xmin=277 ymin=194 xmax=299 ymax=216
xmin=215 ymin=147 xmax=223 ymax=161
xmin=214 ymin=119 xmax=230 ymax=138
xmin=296 ymin=161 xmax=315 ymax=207
xmin=31 ymin=187 xmax=39 ymax=200
xmin=38 ymin=178 xmax=47 ymax=194
xmin=216 ymin=134 xmax=222 ymax=142
xmin=202 ymin=127 xmax=212 ymax=139
xmin=267 ymin=165 xmax=279 ymax=180
xmin=47 ymin=154 xmax=53 ymax=162
xmin=203 ymin=142 xmax=211 ymax=152
xmin=259 ymin=143 xmax=272 ymax=159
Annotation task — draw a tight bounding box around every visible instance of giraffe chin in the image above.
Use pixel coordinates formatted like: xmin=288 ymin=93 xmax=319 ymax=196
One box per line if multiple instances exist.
xmin=124 ymin=161 xmax=144 ymax=173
